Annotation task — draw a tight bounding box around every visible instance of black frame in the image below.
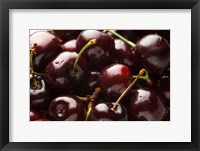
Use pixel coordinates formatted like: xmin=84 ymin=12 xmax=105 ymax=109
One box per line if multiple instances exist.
xmin=0 ymin=0 xmax=199 ymax=151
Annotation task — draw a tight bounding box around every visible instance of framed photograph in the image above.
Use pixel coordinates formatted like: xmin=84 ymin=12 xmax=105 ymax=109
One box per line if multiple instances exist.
xmin=0 ymin=0 xmax=200 ymax=150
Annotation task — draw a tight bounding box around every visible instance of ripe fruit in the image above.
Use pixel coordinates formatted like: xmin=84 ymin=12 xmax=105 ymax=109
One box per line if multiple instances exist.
xmin=30 ymin=31 xmax=62 ymax=72
xmin=126 ymin=88 xmax=167 ymax=121
xmin=48 ymin=95 xmax=86 ymax=121
xmin=88 ymin=102 xmax=127 ymax=121
xmin=76 ymin=30 xmax=114 ymax=69
xmin=99 ymin=63 xmax=132 ymax=101
xmin=136 ymin=34 xmax=170 ymax=74
xmin=45 ymin=51 xmax=88 ymax=93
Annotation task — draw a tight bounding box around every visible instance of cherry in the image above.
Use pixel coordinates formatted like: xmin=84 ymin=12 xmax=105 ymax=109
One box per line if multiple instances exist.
xmin=30 ymin=74 xmax=52 ymax=110
xmin=87 ymin=102 xmax=127 ymax=121
xmin=45 ymin=51 xmax=88 ymax=93
xmin=30 ymin=109 xmax=42 ymax=121
xmin=112 ymin=39 xmax=142 ymax=74
xmin=99 ymin=63 xmax=132 ymax=101
xmin=48 ymin=95 xmax=86 ymax=121
xmin=62 ymin=39 xmax=77 ymax=52
xmin=76 ymin=30 xmax=114 ymax=70
xmin=136 ymin=34 xmax=170 ymax=74
xmin=30 ymin=31 xmax=62 ymax=72
xmin=126 ymin=87 xmax=167 ymax=121
xmin=49 ymin=30 xmax=82 ymax=43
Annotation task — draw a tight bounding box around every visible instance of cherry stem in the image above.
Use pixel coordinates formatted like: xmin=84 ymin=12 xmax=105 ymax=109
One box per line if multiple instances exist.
xmin=111 ymin=68 xmax=146 ymax=111
xmin=75 ymin=87 xmax=102 ymax=102
xmin=75 ymin=96 xmax=88 ymax=102
xmin=85 ymin=102 xmax=93 ymax=121
xmin=30 ymin=44 xmax=44 ymax=76
xmin=104 ymin=30 xmax=136 ymax=49
xmin=132 ymin=70 xmax=152 ymax=85
xmin=71 ymin=39 xmax=97 ymax=75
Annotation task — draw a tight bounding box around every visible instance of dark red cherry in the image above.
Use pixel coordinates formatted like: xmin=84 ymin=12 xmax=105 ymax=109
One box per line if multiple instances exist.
xmin=88 ymin=102 xmax=127 ymax=121
xmin=49 ymin=30 xmax=82 ymax=43
xmin=62 ymin=39 xmax=77 ymax=52
xmin=30 ymin=109 xmax=42 ymax=121
xmin=99 ymin=63 xmax=132 ymax=101
xmin=48 ymin=95 xmax=86 ymax=121
xmin=30 ymin=31 xmax=62 ymax=72
xmin=76 ymin=30 xmax=114 ymax=70
xmin=136 ymin=34 xmax=170 ymax=74
xmin=127 ymin=87 xmax=167 ymax=121
xmin=112 ymin=39 xmax=142 ymax=74
xmin=76 ymin=71 xmax=100 ymax=96
xmin=30 ymin=74 xmax=52 ymax=110
xmin=45 ymin=51 xmax=88 ymax=94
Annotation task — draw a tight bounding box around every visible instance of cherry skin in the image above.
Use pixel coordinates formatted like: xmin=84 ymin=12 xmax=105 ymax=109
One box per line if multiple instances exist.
xmin=48 ymin=95 xmax=86 ymax=121
xmin=99 ymin=63 xmax=132 ymax=101
xmin=136 ymin=34 xmax=170 ymax=74
xmin=126 ymin=87 xmax=167 ymax=121
xmin=62 ymin=39 xmax=77 ymax=52
xmin=30 ymin=109 xmax=42 ymax=121
xmin=44 ymin=51 xmax=88 ymax=94
xmin=30 ymin=74 xmax=52 ymax=110
xmin=76 ymin=30 xmax=114 ymax=70
xmin=88 ymin=102 xmax=127 ymax=121
xmin=30 ymin=31 xmax=62 ymax=72
xmin=112 ymin=39 xmax=142 ymax=74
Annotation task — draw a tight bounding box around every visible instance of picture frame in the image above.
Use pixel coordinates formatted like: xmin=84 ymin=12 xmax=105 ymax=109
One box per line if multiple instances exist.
xmin=0 ymin=0 xmax=199 ymax=150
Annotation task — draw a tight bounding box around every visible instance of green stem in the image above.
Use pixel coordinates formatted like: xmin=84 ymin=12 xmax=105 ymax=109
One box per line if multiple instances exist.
xmin=132 ymin=70 xmax=152 ymax=85
xmin=71 ymin=39 xmax=97 ymax=75
xmin=105 ymin=30 xmax=136 ymax=49
xmin=111 ymin=69 xmax=146 ymax=111
xmin=75 ymin=96 xmax=88 ymax=102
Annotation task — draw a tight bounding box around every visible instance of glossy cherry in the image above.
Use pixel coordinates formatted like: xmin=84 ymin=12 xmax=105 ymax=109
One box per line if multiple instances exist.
xmin=30 ymin=74 xmax=52 ymax=110
xmin=112 ymin=39 xmax=142 ymax=74
xmin=136 ymin=34 xmax=170 ymax=74
xmin=99 ymin=63 xmax=132 ymax=101
xmin=76 ymin=30 xmax=114 ymax=70
xmin=48 ymin=95 xmax=86 ymax=121
xmin=45 ymin=51 xmax=88 ymax=94
xmin=87 ymin=102 xmax=127 ymax=121
xmin=30 ymin=31 xmax=62 ymax=72
xmin=62 ymin=39 xmax=77 ymax=52
xmin=126 ymin=87 xmax=167 ymax=121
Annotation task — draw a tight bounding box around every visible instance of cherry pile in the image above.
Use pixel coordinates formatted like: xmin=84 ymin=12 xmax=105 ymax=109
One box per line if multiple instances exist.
xmin=30 ymin=30 xmax=170 ymax=121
